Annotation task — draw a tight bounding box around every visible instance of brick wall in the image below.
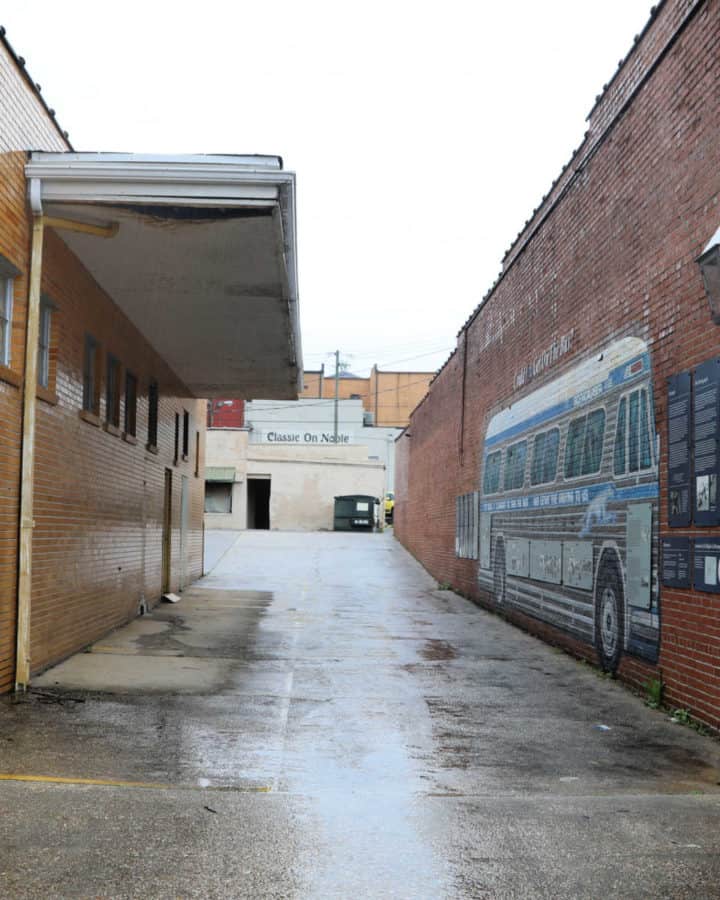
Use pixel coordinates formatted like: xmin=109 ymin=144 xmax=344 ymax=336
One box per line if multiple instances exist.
xmin=0 ymin=38 xmax=205 ymax=688
xmin=396 ymin=0 xmax=720 ymax=727
xmin=207 ymin=398 xmax=245 ymax=429
xmin=30 ymin=229 xmax=205 ymax=676
xmin=0 ymin=28 xmax=69 ymax=692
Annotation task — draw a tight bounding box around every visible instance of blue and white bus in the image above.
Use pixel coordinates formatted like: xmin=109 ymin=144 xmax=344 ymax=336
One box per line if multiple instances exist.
xmin=478 ymin=336 xmax=660 ymax=670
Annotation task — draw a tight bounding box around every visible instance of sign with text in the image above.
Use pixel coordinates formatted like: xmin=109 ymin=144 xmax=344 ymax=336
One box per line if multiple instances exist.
xmin=693 ymin=538 xmax=720 ymax=593
xmin=661 ymin=537 xmax=691 ymax=589
xmin=667 ymin=371 xmax=692 ymax=527
xmin=260 ymin=430 xmax=352 ymax=445
xmin=693 ymin=358 xmax=720 ymax=526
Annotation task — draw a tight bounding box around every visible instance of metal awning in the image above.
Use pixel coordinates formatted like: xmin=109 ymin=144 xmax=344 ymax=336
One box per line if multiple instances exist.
xmin=205 ymin=466 xmax=237 ymax=483
xmin=25 ymin=153 xmax=302 ymax=399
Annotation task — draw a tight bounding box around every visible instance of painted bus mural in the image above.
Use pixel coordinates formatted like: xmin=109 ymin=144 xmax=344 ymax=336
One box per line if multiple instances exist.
xmin=478 ymin=336 xmax=660 ymax=671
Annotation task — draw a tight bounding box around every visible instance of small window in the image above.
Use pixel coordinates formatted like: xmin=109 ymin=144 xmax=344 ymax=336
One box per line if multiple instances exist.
xmin=565 ymin=409 xmax=605 ymax=478
xmin=455 ymin=491 xmax=478 ymax=559
xmin=483 ymin=451 xmax=502 ymax=495
xmin=195 ymin=430 xmax=201 ymax=477
xmin=582 ymin=408 xmax=605 ymax=475
xmin=614 ymin=397 xmax=627 ymax=475
xmin=105 ymin=355 xmax=121 ymax=427
xmin=640 ymin=389 xmax=652 ymax=469
xmin=38 ymin=300 xmax=52 ymax=389
xmin=564 ymin=417 xmax=585 ymax=478
xmin=0 ymin=276 xmax=13 ymax=367
xmin=124 ymin=372 xmax=138 ymax=437
xmin=616 ymin=388 xmax=653 ymax=475
xmin=83 ymin=334 xmax=99 ymax=413
xmin=174 ymin=413 xmax=180 ymax=463
xmin=148 ymin=380 xmax=159 ymax=447
xmin=503 ymin=440 xmax=527 ymax=492
xmin=531 ymin=428 xmax=560 ymax=485
xmin=205 ymin=482 xmax=232 ymax=514
xmin=182 ymin=410 xmax=190 ymax=458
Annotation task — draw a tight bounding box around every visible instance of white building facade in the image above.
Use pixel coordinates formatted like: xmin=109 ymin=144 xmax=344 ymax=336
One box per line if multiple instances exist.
xmin=205 ymin=399 xmax=400 ymax=532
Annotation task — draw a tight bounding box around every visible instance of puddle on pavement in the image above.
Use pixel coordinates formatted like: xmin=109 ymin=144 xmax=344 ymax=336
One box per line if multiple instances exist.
xmin=421 ymin=639 xmax=457 ymax=661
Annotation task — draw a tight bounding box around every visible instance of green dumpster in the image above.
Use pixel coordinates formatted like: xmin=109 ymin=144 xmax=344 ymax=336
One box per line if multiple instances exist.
xmin=333 ymin=495 xmax=378 ymax=532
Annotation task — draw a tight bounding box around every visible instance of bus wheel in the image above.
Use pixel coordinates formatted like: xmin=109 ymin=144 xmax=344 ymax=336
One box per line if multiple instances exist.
xmin=493 ymin=537 xmax=506 ymax=605
xmin=595 ymin=558 xmax=624 ymax=673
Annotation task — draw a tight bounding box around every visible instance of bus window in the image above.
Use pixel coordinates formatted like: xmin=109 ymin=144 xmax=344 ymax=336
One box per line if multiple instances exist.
xmin=483 ymin=451 xmax=502 ymax=494
xmin=503 ymin=440 xmax=527 ymax=491
xmin=640 ymin=388 xmax=652 ymax=469
xmin=564 ymin=416 xmax=586 ymax=478
xmin=614 ymin=397 xmax=626 ymax=475
xmin=531 ymin=428 xmax=560 ymax=485
xmin=581 ymin=408 xmax=605 ymax=475
xmin=628 ymin=391 xmax=639 ymax=471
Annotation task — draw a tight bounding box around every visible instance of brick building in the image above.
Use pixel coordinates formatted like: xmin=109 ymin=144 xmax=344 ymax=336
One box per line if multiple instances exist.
xmin=395 ymin=0 xmax=720 ymax=727
xmin=0 ymin=29 xmax=301 ymax=691
xmin=301 ymin=366 xmax=434 ymax=427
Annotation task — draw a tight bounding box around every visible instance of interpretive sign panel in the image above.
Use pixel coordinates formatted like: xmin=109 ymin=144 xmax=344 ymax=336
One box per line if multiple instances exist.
xmin=667 ymin=371 xmax=692 ymax=527
xmin=661 ymin=537 xmax=691 ymax=589
xmin=693 ymin=358 xmax=720 ymax=526
xmin=693 ymin=538 xmax=720 ymax=593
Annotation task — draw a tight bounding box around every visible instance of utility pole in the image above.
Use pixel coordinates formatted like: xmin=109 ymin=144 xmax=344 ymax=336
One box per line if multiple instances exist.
xmin=334 ymin=349 xmax=340 ymax=443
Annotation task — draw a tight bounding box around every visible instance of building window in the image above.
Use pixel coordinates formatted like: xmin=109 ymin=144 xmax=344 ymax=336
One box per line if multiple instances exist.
xmin=125 ymin=371 xmax=138 ymax=437
xmin=105 ymin=354 xmax=121 ymax=427
xmin=83 ymin=334 xmax=99 ymax=413
xmin=0 ymin=275 xmax=14 ymax=367
xmin=195 ymin=431 xmax=200 ymax=477
xmin=205 ymin=482 xmax=233 ymax=514
xmin=148 ymin=379 xmax=159 ymax=448
xmin=38 ymin=300 xmax=52 ymax=389
xmin=182 ymin=410 xmax=190 ymax=458
xmin=455 ymin=492 xmax=478 ymax=559
xmin=174 ymin=412 xmax=180 ymax=463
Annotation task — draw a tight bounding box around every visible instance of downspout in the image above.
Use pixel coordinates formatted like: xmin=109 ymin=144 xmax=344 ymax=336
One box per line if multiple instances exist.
xmin=15 ymin=212 xmax=44 ymax=689
xmin=15 ymin=178 xmax=118 ymax=689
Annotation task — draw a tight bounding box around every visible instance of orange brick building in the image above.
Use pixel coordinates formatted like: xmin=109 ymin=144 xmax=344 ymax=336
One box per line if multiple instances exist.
xmin=0 ymin=30 xmax=301 ymax=691
xmin=301 ymin=365 xmax=434 ymax=427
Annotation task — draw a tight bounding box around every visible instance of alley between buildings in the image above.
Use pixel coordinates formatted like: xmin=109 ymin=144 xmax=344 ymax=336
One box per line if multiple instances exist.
xmin=1 ymin=530 xmax=720 ymax=898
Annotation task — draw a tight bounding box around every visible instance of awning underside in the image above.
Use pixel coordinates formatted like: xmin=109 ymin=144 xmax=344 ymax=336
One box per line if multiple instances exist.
xmin=26 ymin=153 xmax=301 ymax=400
xmin=45 ymin=201 xmax=298 ymax=398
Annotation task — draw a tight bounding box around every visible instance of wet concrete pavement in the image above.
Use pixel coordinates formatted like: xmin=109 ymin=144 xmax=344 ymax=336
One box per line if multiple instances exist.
xmin=2 ymin=530 xmax=720 ymax=898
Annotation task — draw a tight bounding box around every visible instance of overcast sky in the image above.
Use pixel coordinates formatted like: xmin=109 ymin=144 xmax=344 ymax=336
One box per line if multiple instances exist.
xmin=3 ymin=0 xmax=653 ymax=377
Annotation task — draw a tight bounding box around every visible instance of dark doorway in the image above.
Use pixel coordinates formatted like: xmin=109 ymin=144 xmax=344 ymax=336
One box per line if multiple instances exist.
xmin=247 ymin=478 xmax=270 ymax=529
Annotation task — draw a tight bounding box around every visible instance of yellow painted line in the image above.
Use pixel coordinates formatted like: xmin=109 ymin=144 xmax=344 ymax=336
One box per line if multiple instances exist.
xmin=0 ymin=774 xmax=272 ymax=792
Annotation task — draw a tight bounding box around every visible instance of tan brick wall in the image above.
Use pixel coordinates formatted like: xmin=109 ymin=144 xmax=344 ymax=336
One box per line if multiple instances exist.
xmin=300 ymin=369 xmax=434 ymax=427
xmin=0 ymin=43 xmax=207 ymax=686
xmin=0 ymin=152 xmax=28 ymax=691
xmin=29 ymin=229 xmax=205 ymax=676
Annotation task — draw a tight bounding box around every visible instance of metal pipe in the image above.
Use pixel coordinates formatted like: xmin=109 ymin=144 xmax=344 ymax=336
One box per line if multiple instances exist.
xmin=15 ymin=214 xmax=44 ymax=690
xmin=334 ymin=350 xmax=339 ymax=443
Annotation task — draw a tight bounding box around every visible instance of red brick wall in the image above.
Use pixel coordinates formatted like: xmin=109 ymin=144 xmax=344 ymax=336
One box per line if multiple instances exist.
xmin=396 ymin=0 xmax=720 ymax=727
xmin=208 ymin=398 xmax=245 ymax=429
